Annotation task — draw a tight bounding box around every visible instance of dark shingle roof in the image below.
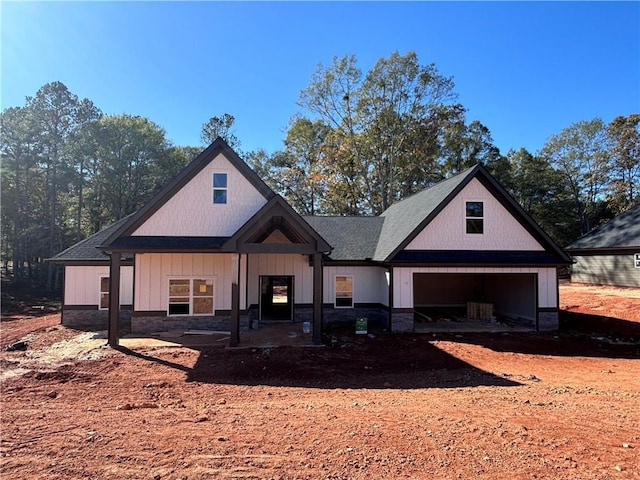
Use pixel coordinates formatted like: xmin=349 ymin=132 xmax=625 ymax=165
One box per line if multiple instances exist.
xmin=49 ymin=215 xmax=133 ymax=263
xmin=374 ymin=167 xmax=476 ymax=261
xmin=566 ymin=204 xmax=640 ymax=250
xmin=303 ymin=216 xmax=384 ymax=261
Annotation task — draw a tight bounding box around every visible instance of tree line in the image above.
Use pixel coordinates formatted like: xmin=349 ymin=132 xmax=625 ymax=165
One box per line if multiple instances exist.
xmin=1 ymin=52 xmax=638 ymax=291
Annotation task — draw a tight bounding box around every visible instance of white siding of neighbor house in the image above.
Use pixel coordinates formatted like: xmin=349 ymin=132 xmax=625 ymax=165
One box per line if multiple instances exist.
xmin=64 ymin=265 xmax=133 ymax=306
xmin=323 ymin=266 xmax=389 ymax=306
xmin=135 ymin=253 xmax=247 ymax=312
xmin=133 ymin=153 xmax=268 ymax=237
xmin=393 ymin=266 xmax=557 ymax=309
xmin=571 ymin=254 xmax=640 ymax=288
xmin=406 ymin=178 xmax=544 ymax=251
xmin=247 ymin=254 xmax=314 ymax=305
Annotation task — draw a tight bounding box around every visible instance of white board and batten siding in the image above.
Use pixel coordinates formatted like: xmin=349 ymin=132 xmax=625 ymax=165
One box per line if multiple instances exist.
xmin=133 ymin=153 xmax=267 ymax=237
xmin=247 ymin=254 xmax=314 ymax=305
xmin=393 ymin=266 xmax=558 ymax=309
xmin=64 ymin=265 xmax=133 ymax=306
xmin=406 ymin=178 xmax=544 ymax=251
xmin=135 ymin=253 xmax=247 ymax=312
xmin=323 ymin=266 xmax=389 ymax=306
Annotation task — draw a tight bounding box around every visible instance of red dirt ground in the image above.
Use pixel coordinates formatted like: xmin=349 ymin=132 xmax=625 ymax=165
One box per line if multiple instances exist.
xmin=1 ymin=284 xmax=639 ymax=479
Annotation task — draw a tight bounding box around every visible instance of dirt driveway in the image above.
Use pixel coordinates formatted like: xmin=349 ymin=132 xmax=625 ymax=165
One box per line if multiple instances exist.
xmin=1 ymin=284 xmax=639 ymax=479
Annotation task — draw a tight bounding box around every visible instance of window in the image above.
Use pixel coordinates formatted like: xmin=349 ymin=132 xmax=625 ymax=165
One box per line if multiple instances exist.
xmin=213 ymin=173 xmax=227 ymax=204
xmin=168 ymin=278 xmax=214 ymax=316
xmin=99 ymin=277 xmax=110 ymax=310
xmin=466 ymin=201 xmax=484 ymax=234
xmin=635 ymin=253 xmax=640 ymax=268
xmin=335 ymin=275 xmax=353 ymax=308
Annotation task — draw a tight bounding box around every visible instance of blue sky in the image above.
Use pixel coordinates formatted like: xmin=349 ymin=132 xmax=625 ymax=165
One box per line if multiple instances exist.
xmin=2 ymin=1 xmax=638 ymax=156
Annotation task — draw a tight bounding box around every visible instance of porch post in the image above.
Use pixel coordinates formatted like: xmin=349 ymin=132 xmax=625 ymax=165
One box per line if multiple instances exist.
xmin=230 ymin=253 xmax=241 ymax=347
xmin=312 ymin=252 xmax=323 ymax=345
xmin=108 ymin=252 xmax=121 ymax=347
xmin=388 ymin=266 xmax=394 ymax=332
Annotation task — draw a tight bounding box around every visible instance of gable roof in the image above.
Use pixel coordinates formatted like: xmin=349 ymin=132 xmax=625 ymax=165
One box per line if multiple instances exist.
xmin=375 ymin=164 xmax=571 ymax=264
xmin=374 ymin=166 xmax=475 ymax=261
xmin=225 ymin=195 xmax=331 ymax=254
xmin=566 ymin=204 xmax=640 ymax=252
xmin=49 ymin=215 xmax=134 ymax=263
xmin=102 ymin=138 xmax=275 ymax=247
xmin=53 ymin=155 xmax=570 ymax=266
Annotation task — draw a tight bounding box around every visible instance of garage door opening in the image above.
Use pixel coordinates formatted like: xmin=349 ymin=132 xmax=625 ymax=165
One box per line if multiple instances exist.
xmin=412 ymin=273 xmax=537 ymax=331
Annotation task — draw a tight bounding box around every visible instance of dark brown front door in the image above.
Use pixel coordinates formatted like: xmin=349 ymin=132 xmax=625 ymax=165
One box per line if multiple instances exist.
xmin=260 ymin=276 xmax=294 ymax=321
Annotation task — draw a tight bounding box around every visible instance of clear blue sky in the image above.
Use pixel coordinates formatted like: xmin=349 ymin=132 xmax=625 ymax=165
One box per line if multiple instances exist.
xmin=2 ymin=1 xmax=638 ymax=156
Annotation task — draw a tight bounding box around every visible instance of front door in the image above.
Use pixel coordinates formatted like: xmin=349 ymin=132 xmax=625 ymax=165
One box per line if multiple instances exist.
xmin=260 ymin=276 xmax=294 ymax=321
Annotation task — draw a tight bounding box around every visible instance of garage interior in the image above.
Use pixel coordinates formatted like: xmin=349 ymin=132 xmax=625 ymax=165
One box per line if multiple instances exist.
xmin=412 ymin=273 xmax=537 ymax=331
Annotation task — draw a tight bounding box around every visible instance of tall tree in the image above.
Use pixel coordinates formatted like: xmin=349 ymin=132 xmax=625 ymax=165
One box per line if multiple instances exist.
xmin=540 ymin=118 xmax=611 ymax=234
xmin=297 ymin=51 xmax=462 ymax=214
xmin=201 ymin=113 xmax=241 ymax=151
xmin=92 ymin=114 xmax=169 ymax=221
xmin=607 ymin=114 xmax=640 ymax=212
xmin=506 ymin=148 xmax=578 ymax=246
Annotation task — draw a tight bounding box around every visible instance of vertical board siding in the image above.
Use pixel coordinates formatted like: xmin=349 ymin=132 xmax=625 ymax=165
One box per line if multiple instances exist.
xmin=393 ymin=266 xmax=557 ymax=309
xmin=133 ymin=153 xmax=268 ymax=237
xmin=572 ymin=254 xmax=640 ymax=288
xmin=406 ymin=178 xmax=544 ymax=251
xmin=322 ymin=266 xmax=387 ymax=305
xmin=247 ymin=254 xmax=313 ymax=305
xmin=135 ymin=253 xmax=236 ymax=312
xmin=64 ymin=265 xmax=133 ymax=306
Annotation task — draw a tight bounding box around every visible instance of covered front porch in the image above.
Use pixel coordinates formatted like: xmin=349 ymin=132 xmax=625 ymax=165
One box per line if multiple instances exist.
xmin=104 ymin=197 xmax=331 ymax=347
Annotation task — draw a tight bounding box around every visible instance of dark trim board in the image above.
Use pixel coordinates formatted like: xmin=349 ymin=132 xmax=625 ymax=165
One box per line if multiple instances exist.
xmin=64 ymin=304 xmax=98 ymax=311
xmin=64 ymin=304 xmax=133 ymax=310
xmin=132 ymin=310 xmax=167 ymax=317
xmin=567 ymin=247 xmax=639 ymax=255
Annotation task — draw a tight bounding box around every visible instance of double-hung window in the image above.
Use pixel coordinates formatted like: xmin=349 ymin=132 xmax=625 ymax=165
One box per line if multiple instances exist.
xmin=99 ymin=277 xmax=110 ymax=310
xmin=213 ymin=173 xmax=227 ymax=204
xmin=335 ymin=275 xmax=353 ymax=308
xmin=465 ymin=201 xmax=484 ymax=234
xmin=168 ymin=278 xmax=214 ymax=316
xmin=635 ymin=253 xmax=640 ymax=268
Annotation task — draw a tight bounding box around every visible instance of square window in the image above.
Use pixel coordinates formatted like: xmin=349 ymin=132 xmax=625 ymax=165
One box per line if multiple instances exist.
xmin=466 ymin=201 xmax=483 ymax=217
xmin=213 ymin=189 xmax=227 ymax=204
xmin=213 ymin=173 xmax=227 ymax=188
xmin=168 ymin=278 xmax=214 ymax=316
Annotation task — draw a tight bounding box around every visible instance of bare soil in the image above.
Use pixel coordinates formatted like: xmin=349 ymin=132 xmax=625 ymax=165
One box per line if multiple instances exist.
xmin=1 ymin=284 xmax=639 ymax=479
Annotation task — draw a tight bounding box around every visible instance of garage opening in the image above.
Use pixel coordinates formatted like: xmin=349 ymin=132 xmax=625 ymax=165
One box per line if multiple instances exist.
xmin=412 ymin=273 xmax=537 ymax=330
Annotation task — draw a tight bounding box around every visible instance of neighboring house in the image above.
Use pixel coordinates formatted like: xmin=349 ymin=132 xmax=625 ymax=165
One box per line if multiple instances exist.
xmin=50 ymin=138 xmax=571 ymax=346
xmin=566 ymin=204 xmax=640 ymax=288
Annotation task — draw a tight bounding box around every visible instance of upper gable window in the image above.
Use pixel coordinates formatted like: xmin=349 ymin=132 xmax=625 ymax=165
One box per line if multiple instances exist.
xmin=213 ymin=173 xmax=227 ymax=204
xmin=465 ymin=201 xmax=484 ymax=234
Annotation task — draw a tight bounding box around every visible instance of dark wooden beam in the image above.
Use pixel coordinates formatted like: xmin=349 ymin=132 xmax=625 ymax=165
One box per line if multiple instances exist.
xmin=388 ymin=266 xmax=394 ymax=332
xmin=230 ymin=253 xmax=240 ymax=347
xmin=312 ymin=252 xmax=323 ymax=345
xmin=108 ymin=252 xmax=121 ymax=347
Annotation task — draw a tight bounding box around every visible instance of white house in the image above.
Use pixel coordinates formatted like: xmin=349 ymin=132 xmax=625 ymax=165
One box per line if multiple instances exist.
xmin=51 ymin=138 xmax=571 ymax=346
